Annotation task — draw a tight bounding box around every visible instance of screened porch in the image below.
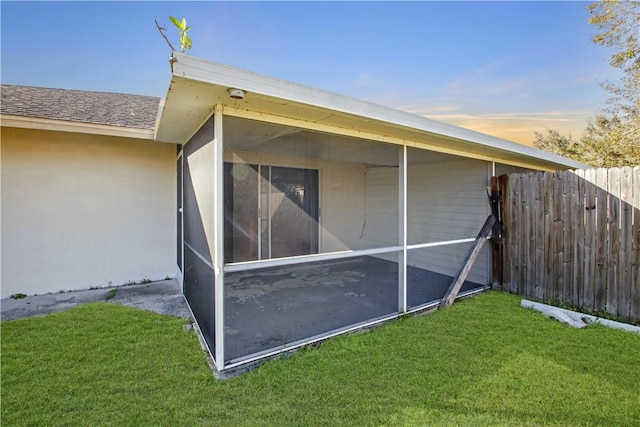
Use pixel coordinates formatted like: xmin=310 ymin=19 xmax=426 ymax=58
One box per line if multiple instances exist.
xmin=178 ymin=114 xmax=491 ymax=371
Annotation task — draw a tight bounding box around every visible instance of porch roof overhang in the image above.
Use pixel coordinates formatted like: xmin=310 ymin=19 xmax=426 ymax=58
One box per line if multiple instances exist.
xmin=156 ymin=52 xmax=587 ymax=171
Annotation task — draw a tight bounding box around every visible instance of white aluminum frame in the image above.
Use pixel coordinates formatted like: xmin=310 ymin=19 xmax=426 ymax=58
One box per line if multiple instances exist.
xmin=224 ymin=245 xmax=403 ymax=273
xmin=213 ymin=106 xmax=225 ymax=367
xmin=399 ymin=144 xmax=407 ymax=313
xmin=176 ymin=150 xmax=184 ymax=290
xmin=212 ymin=108 xmax=491 ymax=372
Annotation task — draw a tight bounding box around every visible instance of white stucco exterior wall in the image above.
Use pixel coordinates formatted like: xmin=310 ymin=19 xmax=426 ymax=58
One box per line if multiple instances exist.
xmin=1 ymin=127 xmax=176 ymax=297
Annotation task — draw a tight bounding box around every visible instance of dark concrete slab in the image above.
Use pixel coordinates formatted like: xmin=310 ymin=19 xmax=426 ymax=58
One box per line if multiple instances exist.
xmin=224 ymin=256 xmax=483 ymax=362
xmin=1 ymin=280 xmax=191 ymax=321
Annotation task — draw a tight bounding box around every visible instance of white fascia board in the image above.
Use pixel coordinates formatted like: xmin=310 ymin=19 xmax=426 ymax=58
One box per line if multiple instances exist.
xmin=0 ymin=114 xmax=155 ymax=140
xmin=152 ymin=98 xmax=166 ymax=137
xmin=171 ymin=52 xmax=589 ymax=170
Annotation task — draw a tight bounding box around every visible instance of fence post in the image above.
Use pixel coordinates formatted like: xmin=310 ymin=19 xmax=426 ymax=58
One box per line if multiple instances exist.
xmin=491 ymin=175 xmax=505 ymax=290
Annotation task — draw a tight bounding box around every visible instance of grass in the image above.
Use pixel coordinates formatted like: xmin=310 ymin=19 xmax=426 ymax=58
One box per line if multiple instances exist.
xmin=104 ymin=289 xmax=118 ymax=301
xmin=2 ymin=292 xmax=639 ymax=426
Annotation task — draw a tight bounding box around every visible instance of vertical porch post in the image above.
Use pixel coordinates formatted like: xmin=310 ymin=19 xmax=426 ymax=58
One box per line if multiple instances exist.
xmin=398 ymin=144 xmax=407 ymax=312
xmin=213 ymin=105 xmax=225 ymax=368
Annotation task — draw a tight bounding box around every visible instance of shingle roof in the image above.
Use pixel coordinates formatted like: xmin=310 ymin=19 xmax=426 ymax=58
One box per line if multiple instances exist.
xmin=0 ymin=85 xmax=161 ymax=130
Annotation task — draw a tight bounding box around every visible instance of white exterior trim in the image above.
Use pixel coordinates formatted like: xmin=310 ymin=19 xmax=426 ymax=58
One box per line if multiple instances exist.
xmin=213 ymin=106 xmax=225 ymax=367
xmin=224 ymin=246 xmax=403 ymax=273
xmin=178 ymin=150 xmax=184 ymax=290
xmin=399 ymin=144 xmax=407 ymax=313
xmin=1 ymin=114 xmax=155 ymax=140
xmin=406 ymin=237 xmax=479 ymax=251
xmin=221 ymin=108 xmax=563 ymax=172
xmin=160 ymin=52 xmax=588 ymax=171
xmin=224 ymin=312 xmax=399 ymax=369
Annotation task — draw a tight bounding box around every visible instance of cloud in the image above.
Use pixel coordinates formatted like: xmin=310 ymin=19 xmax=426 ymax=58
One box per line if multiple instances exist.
xmin=448 ymin=77 xmax=531 ymax=97
xmin=440 ymin=56 xmax=536 ymax=98
xmin=399 ymin=107 xmax=590 ymax=146
xmin=357 ymin=55 xmax=603 ymax=147
xmin=399 ymin=104 xmax=460 ymax=114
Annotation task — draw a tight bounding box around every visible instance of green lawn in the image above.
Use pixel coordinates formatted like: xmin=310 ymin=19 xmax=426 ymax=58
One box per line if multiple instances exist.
xmin=2 ymin=291 xmax=639 ymax=426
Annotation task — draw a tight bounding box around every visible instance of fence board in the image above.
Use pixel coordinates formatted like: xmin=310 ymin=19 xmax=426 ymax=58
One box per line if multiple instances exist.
xmin=543 ymin=172 xmax=554 ymax=300
xmin=533 ymin=173 xmax=545 ymax=300
xmin=594 ymin=168 xmax=609 ymax=312
xmin=631 ymin=167 xmax=640 ymax=321
xmin=562 ymin=171 xmax=574 ymax=304
xmin=583 ymin=169 xmax=597 ymax=309
xmin=607 ymin=168 xmax=620 ymax=317
xmin=509 ymin=173 xmax=520 ymax=294
xmin=551 ymin=172 xmax=563 ymax=302
xmin=573 ymin=170 xmax=585 ymax=305
xmin=525 ymin=173 xmax=535 ymax=298
xmin=519 ymin=174 xmax=528 ymax=296
xmin=618 ymin=167 xmax=633 ymax=320
xmin=495 ymin=166 xmax=639 ymax=323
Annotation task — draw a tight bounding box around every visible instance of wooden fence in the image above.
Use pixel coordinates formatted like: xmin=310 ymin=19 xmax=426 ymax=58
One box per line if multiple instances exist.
xmin=491 ymin=166 xmax=640 ymax=323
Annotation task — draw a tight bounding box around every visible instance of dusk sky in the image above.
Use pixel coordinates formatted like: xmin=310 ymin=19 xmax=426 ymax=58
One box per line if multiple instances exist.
xmin=1 ymin=1 xmax=617 ymax=145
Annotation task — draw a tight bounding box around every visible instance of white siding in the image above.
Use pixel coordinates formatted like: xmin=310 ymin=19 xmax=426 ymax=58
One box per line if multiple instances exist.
xmin=319 ymin=160 xmax=367 ymax=252
xmin=407 ymin=158 xmax=490 ymax=284
xmin=361 ymin=167 xmax=399 ymax=250
xmin=361 ymin=157 xmax=491 ymax=284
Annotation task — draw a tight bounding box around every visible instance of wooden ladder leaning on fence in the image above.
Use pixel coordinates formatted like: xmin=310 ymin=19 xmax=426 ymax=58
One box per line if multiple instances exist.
xmin=440 ymin=187 xmax=503 ymax=308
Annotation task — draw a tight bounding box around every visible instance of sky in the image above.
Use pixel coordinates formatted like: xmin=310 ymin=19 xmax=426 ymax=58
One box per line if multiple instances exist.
xmin=0 ymin=1 xmax=618 ymax=145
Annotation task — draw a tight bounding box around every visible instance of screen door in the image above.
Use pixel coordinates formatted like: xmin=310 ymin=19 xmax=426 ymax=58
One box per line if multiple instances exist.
xmin=225 ymin=163 xmax=319 ymax=263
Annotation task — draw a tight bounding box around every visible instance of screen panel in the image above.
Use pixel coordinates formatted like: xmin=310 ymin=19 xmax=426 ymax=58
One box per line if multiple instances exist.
xmin=182 ymin=118 xmax=216 ymax=359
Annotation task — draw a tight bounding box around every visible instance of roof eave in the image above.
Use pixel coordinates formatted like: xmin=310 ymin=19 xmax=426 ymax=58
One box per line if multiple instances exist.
xmin=1 ymin=114 xmax=155 ymax=140
xmin=156 ymin=52 xmax=589 ymax=171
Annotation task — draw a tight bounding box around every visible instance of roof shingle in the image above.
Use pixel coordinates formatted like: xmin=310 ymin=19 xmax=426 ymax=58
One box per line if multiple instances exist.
xmin=0 ymin=85 xmax=161 ymax=130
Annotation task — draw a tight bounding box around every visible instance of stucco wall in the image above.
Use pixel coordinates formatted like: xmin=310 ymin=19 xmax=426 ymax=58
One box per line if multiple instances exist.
xmin=1 ymin=127 xmax=176 ymax=297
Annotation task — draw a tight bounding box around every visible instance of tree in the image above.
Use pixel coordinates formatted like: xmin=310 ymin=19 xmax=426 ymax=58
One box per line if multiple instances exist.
xmin=535 ymin=115 xmax=638 ymax=168
xmin=589 ymin=0 xmax=639 ymax=123
xmin=169 ymin=16 xmax=192 ymax=52
xmin=533 ymin=129 xmax=583 ymax=159
xmin=154 ymin=16 xmax=193 ymax=53
xmin=534 ymin=1 xmax=639 ymax=167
